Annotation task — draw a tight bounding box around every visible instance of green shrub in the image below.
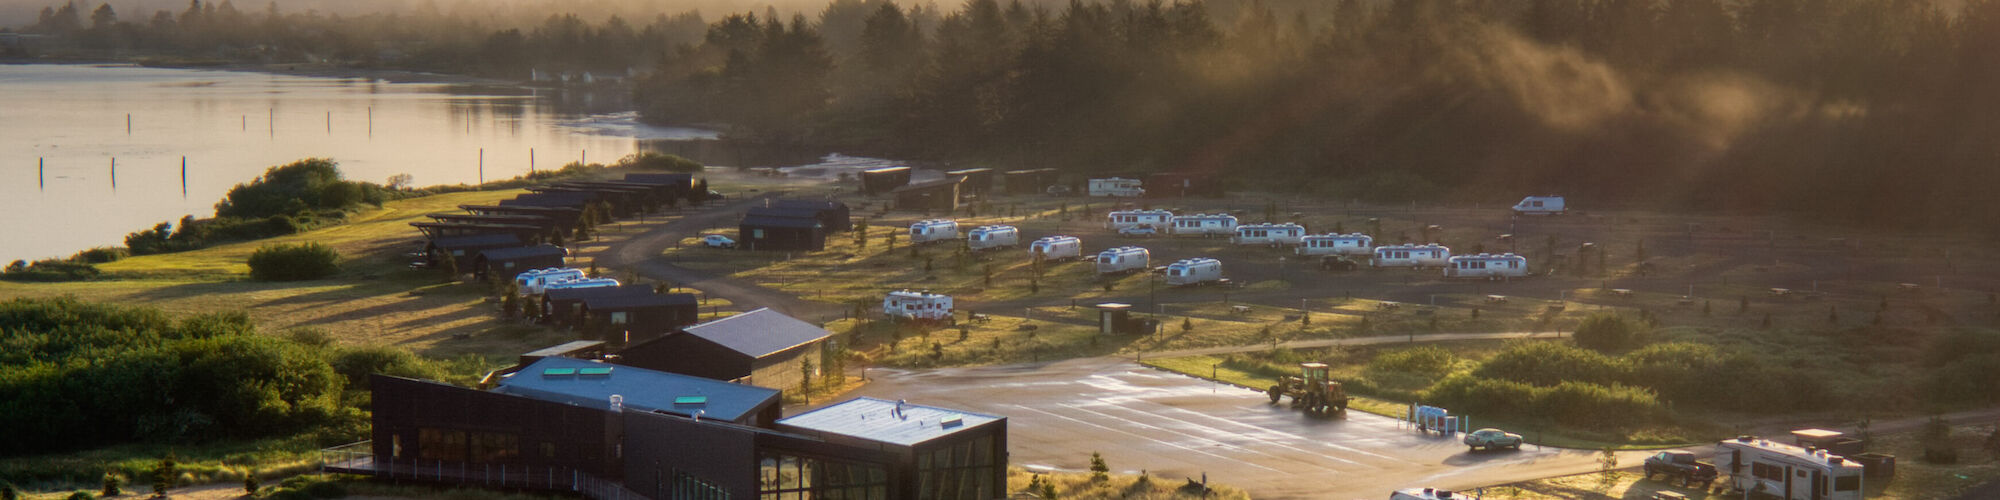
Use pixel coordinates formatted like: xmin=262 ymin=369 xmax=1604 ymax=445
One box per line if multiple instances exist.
xmin=1472 ymin=341 xmax=1626 ymax=387
xmin=101 ymin=473 xmax=121 ymax=496
xmin=1367 ymin=345 xmax=1459 ymax=377
xmin=71 ymin=247 xmax=129 ymax=264
xmin=0 ymin=259 xmax=100 ymax=282
xmin=64 ymin=491 xmax=92 ymax=500
xmin=247 ymin=242 xmax=341 ymax=281
xmin=1424 ymin=374 xmax=1667 ymax=431
xmin=214 ymin=158 xmax=389 ymax=219
xmin=330 ymin=346 xmax=443 ymax=392
xmin=1572 ymin=313 xmax=1647 ymax=352
xmin=302 ymin=480 xmax=347 ymax=498
xmin=267 ymin=489 xmax=315 ymax=500
xmin=617 ymin=152 xmax=704 ymax=172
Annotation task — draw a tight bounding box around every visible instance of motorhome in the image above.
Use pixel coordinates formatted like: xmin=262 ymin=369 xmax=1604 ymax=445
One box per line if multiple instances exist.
xmin=1443 ymin=253 xmax=1530 ymax=279
xmin=1088 ymin=177 xmax=1145 ymax=197
xmin=516 ymin=268 xmax=585 ymax=295
xmin=883 ymin=290 xmax=955 ymax=323
xmin=1169 ymin=213 xmax=1239 ymax=237
xmin=1512 ymin=196 xmax=1566 ymax=215
xmin=1297 ymin=233 xmax=1373 ymax=256
xmin=1232 ymin=223 xmax=1306 ymax=246
xmin=908 ymin=219 xmax=961 ymax=245
xmin=1164 ymin=258 xmax=1223 ymax=286
xmin=1105 ymin=209 xmax=1173 ymax=231
xmin=1028 ymin=235 xmax=1084 ymax=261
xmin=1373 ymin=244 xmax=1452 ymax=268
xmin=1388 ymin=488 xmax=1467 ymax=500
xmin=1715 ymin=436 xmax=1864 ymax=500
xmin=966 ymin=225 xmax=1020 ymax=251
xmin=542 ymin=278 xmax=621 ymax=292
xmin=1095 ymin=247 xmax=1150 ymax=274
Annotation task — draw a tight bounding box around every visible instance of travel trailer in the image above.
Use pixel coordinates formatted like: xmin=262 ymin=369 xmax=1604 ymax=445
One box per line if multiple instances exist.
xmin=1232 ymin=223 xmax=1306 ymax=246
xmin=516 ymin=268 xmax=585 ymax=295
xmin=882 ymin=290 xmax=955 ymax=323
xmin=1170 ymin=213 xmax=1239 ymax=237
xmin=1164 ymin=258 xmax=1223 ymax=286
xmin=1715 ymin=436 xmax=1864 ymax=500
xmin=1388 ymin=488 xmax=1466 ymax=500
xmin=1443 ymin=253 xmax=1530 ymax=279
xmin=1029 ymin=236 xmax=1084 ymax=261
xmin=1088 ymin=177 xmax=1145 ymax=197
xmin=1095 ymin=247 xmax=1150 ymax=274
xmin=1512 ymin=196 xmax=1566 ymax=215
xmin=1297 ymin=233 xmax=1373 ymax=256
xmin=966 ymin=225 xmax=1020 ymax=251
xmin=1373 ymin=244 xmax=1452 ymax=268
xmin=542 ymin=278 xmax=621 ymax=292
xmin=1105 ymin=209 xmax=1173 ymax=231
xmin=908 ymin=219 xmax=961 ymax=245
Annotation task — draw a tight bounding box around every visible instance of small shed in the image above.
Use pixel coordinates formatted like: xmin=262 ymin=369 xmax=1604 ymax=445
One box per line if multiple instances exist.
xmin=739 ymin=207 xmax=827 ymax=251
xmin=776 ymin=397 xmax=1009 ymax=500
xmin=946 ymin=168 xmax=995 ymax=196
xmin=473 ymin=245 xmax=568 ymax=281
xmin=861 ymin=166 xmax=913 ymax=195
xmin=771 ymin=199 xmax=852 ymax=232
xmin=576 ymin=292 xmax=699 ymax=344
xmin=892 ymin=177 xmax=965 ymax=211
xmin=1004 ymin=168 xmax=1060 ymax=195
xmin=1095 ymin=303 xmax=1134 ymax=334
xmin=614 ymin=308 xmax=831 ymax=392
xmin=541 ymin=285 xmax=655 ymax=327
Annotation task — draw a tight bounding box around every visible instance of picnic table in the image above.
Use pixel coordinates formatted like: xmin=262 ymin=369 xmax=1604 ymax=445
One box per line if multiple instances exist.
xmin=1484 ymin=295 xmax=1508 ymax=303
xmin=1230 ymin=305 xmax=1252 ymax=315
xmin=1610 ymin=289 xmax=1633 ymax=297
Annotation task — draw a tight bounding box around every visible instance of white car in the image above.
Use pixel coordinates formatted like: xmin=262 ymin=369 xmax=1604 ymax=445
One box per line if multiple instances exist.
xmin=702 ymin=234 xmax=736 ymax=248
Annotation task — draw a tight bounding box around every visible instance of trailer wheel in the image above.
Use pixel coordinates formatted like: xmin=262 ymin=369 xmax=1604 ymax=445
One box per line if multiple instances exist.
xmin=1267 ymin=386 xmax=1282 ymax=404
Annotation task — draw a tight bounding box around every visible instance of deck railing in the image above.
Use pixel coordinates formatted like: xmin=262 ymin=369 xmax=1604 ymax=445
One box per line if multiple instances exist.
xmin=318 ymin=441 xmax=650 ymax=500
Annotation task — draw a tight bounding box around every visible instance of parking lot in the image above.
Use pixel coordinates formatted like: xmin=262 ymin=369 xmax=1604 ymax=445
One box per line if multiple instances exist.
xmin=839 ymin=356 xmax=1660 ymax=499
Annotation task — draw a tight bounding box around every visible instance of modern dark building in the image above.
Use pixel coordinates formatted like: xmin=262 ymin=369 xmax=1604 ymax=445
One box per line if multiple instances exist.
xmin=614 ymin=308 xmax=831 ymax=391
xmin=1003 ymin=168 xmax=1060 ymax=195
xmin=945 ymin=168 xmax=995 ymax=197
xmin=771 ymin=199 xmax=852 ymax=232
xmin=473 ymin=245 xmax=569 ymax=281
xmin=860 ymin=166 xmax=912 ymax=195
xmin=738 ymin=208 xmax=827 ymax=252
xmin=423 ymin=233 xmax=521 ymax=269
xmin=892 ymin=177 xmax=965 ymax=211
xmin=578 ymin=292 xmax=700 ymax=344
xmin=542 ymin=285 xmax=657 ymax=328
xmin=1144 ymin=172 xmax=1225 ymax=198
xmin=777 ymin=398 xmax=1009 ymax=500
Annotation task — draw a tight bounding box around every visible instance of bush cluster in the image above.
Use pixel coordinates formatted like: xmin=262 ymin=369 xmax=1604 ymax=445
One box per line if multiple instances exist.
xmin=0 ymin=258 xmax=101 ymax=282
xmin=1424 ymin=374 xmax=1669 ymax=431
xmin=616 ymin=152 xmax=704 ymax=172
xmin=124 ymin=159 xmax=396 ymax=256
xmin=247 ymin=242 xmax=341 ymax=281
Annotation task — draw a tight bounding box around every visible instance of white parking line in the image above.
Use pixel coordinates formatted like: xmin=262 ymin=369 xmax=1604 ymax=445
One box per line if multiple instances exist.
xmin=1005 ymin=404 xmax=1284 ymax=473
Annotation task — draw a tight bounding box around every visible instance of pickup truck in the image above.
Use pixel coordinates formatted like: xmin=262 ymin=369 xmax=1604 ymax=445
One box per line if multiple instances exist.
xmin=1643 ymin=451 xmax=1718 ymax=487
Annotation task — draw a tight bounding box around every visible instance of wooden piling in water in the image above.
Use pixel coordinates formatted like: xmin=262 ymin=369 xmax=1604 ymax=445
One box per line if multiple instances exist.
xmin=181 ymin=157 xmax=188 ymax=198
xmin=530 ymin=148 xmax=535 ymax=172
xmin=326 ymin=110 xmax=332 ymax=134
xmin=38 ymin=158 xmax=44 ymax=191
xmin=109 ymin=157 xmax=116 ymax=190
xmin=478 ymin=148 xmax=485 ymax=188
xmin=126 ymin=113 xmax=131 ymax=135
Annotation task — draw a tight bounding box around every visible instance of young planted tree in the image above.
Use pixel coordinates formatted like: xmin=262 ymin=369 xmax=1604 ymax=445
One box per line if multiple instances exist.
xmin=100 ymin=473 xmax=120 ymax=497
xmin=1089 ymin=452 xmax=1109 ymax=482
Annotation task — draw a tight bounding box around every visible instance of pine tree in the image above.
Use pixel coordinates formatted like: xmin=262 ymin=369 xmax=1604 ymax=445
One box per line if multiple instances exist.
xmin=1089 ymin=452 xmax=1109 ymax=482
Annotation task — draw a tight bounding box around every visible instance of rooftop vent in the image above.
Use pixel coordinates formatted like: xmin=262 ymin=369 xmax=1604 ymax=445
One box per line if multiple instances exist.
xmin=543 ymin=368 xmax=578 ymax=377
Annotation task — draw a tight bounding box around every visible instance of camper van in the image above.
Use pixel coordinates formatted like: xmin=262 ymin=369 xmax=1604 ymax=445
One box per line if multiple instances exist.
xmin=516 ymin=268 xmax=586 ymax=295
xmin=1512 ymin=196 xmax=1566 ymax=215
xmin=1444 ymin=253 xmax=1529 ymax=279
xmin=883 ymin=290 xmax=955 ymax=323
xmin=1232 ymin=223 xmax=1306 ymax=246
xmin=1105 ymin=209 xmax=1173 ymax=231
xmin=1715 ymin=436 xmax=1864 ymax=500
xmin=1170 ymin=213 xmax=1239 ymax=237
xmin=966 ymin=225 xmax=1020 ymax=251
xmin=908 ymin=219 xmax=961 ymax=245
xmin=1164 ymin=258 xmax=1223 ymax=286
xmin=1297 ymin=233 xmax=1373 ymax=256
xmin=1029 ymin=236 xmax=1084 ymax=261
xmin=1373 ymin=244 xmax=1452 ymax=268
xmin=1095 ymin=247 xmax=1150 ymax=274
xmin=542 ymin=278 xmax=621 ymax=292
xmin=1088 ymin=177 xmax=1145 ymax=197
xmin=1388 ymin=488 xmax=1465 ymax=500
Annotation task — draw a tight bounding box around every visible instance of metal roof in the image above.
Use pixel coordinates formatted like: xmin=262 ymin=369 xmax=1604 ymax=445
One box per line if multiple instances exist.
xmin=427 ymin=233 xmax=521 ymax=248
xmin=522 ymin=340 xmax=606 ymax=359
xmin=543 ymin=284 xmax=654 ymax=302
xmin=778 ymin=397 xmax=1004 ymax=447
xmin=862 ymin=166 xmax=910 ymax=173
xmin=494 ymin=357 xmax=777 ymax=421
xmin=682 ymin=308 xmax=830 ymax=358
xmin=891 ymin=177 xmax=964 ymax=193
xmin=477 ymin=245 xmax=568 ymax=261
xmin=623 ymin=173 xmax=694 ymax=186
xmin=583 ymin=292 xmax=696 ymax=310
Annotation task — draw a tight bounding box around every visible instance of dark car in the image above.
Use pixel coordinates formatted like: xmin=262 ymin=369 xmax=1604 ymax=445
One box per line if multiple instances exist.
xmin=1320 ymin=255 xmax=1360 ymax=271
xmin=1643 ymin=451 xmax=1717 ymax=487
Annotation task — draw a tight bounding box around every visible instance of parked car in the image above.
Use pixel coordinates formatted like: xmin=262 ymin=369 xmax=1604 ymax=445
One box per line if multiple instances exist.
xmin=701 ymin=234 xmax=736 ymax=248
xmin=707 ymin=190 xmax=726 ymax=200
xmin=1643 ymin=451 xmax=1717 ymax=488
xmin=1320 ymin=255 xmax=1360 ymax=271
xmin=1463 ymin=428 xmax=1523 ymax=451
xmin=1118 ymin=225 xmax=1159 ymax=238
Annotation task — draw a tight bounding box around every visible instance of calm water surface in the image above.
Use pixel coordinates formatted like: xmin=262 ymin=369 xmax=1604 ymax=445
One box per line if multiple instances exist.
xmin=0 ymin=64 xmax=717 ymax=262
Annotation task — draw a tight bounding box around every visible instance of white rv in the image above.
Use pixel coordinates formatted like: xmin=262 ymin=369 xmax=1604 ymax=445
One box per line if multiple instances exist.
xmin=1088 ymin=177 xmax=1145 ymax=197
xmin=1715 ymin=436 xmax=1864 ymax=500
xmin=1297 ymin=233 xmax=1373 ymax=256
xmin=966 ymin=225 xmax=1020 ymax=251
xmin=1512 ymin=196 xmax=1566 ymax=215
xmin=542 ymin=278 xmax=621 ymax=292
xmin=883 ymin=290 xmax=955 ymax=323
xmin=1232 ymin=223 xmax=1306 ymax=246
xmin=1444 ymin=253 xmax=1529 ymax=279
xmin=1095 ymin=247 xmax=1150 ymax=274
xmin=516 ymin=268 xmax=585 ymax=295
xmin=1164 ymin=258 xmax=1223 ymax=286
xmin=1028 ymin=235 xmax=1084 ymax=261
xmin=1104 ymin=209 xmax=1173 ymax=231
xmin=1170 ymin=213 xmax=1238 ymax=237
xmin=1373 ymin=244 xmax=1452 ymax=268
xmin=908 ymin=219 xmax=961 ymax=245
xmin=1388 ymin=488 xmax=1468 ymax=500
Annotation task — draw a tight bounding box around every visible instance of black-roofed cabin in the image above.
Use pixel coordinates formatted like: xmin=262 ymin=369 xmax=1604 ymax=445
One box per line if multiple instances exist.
xmin=614 ymin=308 xmax=831 ymax=393
xmin=771 ymin=199 xmax=852 ymax=232
xmin=1004 ymin=168 xmax=1059 ymax=195
xmin=739 ymin=207 xmax=827 ymax=251
xmin=459 ymin=204 xmax=581 ymax=234
xmin=622 ymin=173 xmax=695 ymax=203
xmin=473 ymin=245 xmax=568 ymax=281
xmin=540 ymin=285 xmax=654 ymax=328
xmin=367 ymin=374 xmax=621 ymax=479
xmin=411 ymin=221 xmax=548 ymax=245
xmin=526 ymin=185 xmax=641 ymax=217
xmin=945 ymin=168 xmax=994 ymax=197
xmin=1145 ymin=172 xmax=1224 ymax=198
xmin=892 ymin=177 xmax=964 ymax=211
xmin=577 ymin=292 xmax=699 ymax=345
xmin=860 ymin=166 xmax=912 ymax=195
xmin=423 ymin=233 xmax=521 ymax=269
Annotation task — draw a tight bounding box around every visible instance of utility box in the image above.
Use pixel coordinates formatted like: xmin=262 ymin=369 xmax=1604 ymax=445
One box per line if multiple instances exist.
xmin=1792 ymin=428 xmax=1865 ymax=456
xmin=1096 ymin=303 xmax=1132 ymax=334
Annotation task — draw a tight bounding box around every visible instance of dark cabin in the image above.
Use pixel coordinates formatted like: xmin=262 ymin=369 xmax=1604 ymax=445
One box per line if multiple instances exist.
xmin=1004 ymin=168 xmax=1060 ymax=195
xmin=614 ymin=308 xmax=831 ymax=392
xmin=860 ymin=166 xmax=912 ymax=195
xmin=411 ymin=222 xmax=547 ymax=244
xmin=458 ymin=204 xmax=581 ymax=233
xmin=423 ymin=234 xmax=521 ymax=269
xmin=540 ymin=285 xmax=655 ymax=328
xmin=577 ymin=292 xmax=700 ymax=345
xmin=771 ymin=199 xmax=852 ymax=232
xmin=1144 ymin=172 xmax=1225 ymax=198
xmin=738 ymin=208 xmax=826 ymax=251
xmin=892 ymin=177 xmax=965 ymax=211
xmin=501 ymin=191 xmax=595 ymax=209
xmin=623 ymin=173 xmax=695 ymax=203
xmin=473 ymin=245 xmax=568 ymax=281
xmin=945 ymin=168 xmax=995 ymax=197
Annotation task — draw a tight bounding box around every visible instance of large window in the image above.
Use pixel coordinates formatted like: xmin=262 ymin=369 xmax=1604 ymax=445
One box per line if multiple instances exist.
xmin=418 ymin=428 xmax=467 ymax=462
xmin=758 ymin=452 xmax=887 ymax=500
xmin=676 ymin=472 xmax=732 ymax=500
xmin=469 ymin=432 xmax=519 ymax=463
xmin=1834 ymin=475 xmax=1860 ymax=491
xmin=1752 ymin=462 xmax=1784 ymax=481
xmin=917 ymin=436 xmax=998 ymax=500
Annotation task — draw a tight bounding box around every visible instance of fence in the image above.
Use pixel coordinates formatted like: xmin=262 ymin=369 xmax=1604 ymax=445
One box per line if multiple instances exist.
xmin=319 ymin=441 xmax=650 ymax=500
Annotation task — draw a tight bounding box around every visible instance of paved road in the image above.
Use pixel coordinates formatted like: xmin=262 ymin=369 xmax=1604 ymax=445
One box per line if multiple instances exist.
xmin=1139 ymin=330 xmax=1563 ymax=359
xmin=597 ymin=193 xmax=844 ymax=321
